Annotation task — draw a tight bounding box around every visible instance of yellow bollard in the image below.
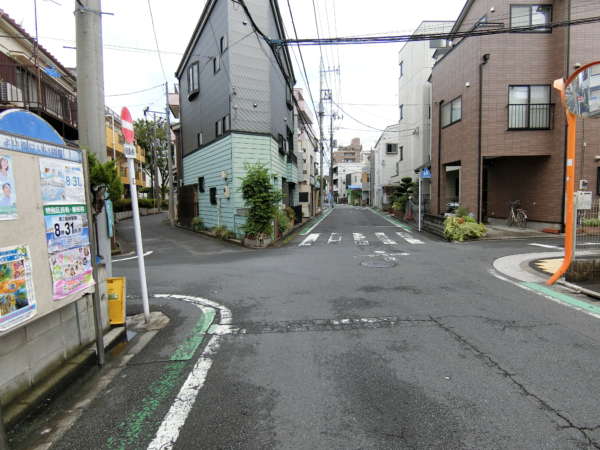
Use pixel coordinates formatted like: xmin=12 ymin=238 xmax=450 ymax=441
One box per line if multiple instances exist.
xmin=107 ymin=277 xmax=126 ymax=325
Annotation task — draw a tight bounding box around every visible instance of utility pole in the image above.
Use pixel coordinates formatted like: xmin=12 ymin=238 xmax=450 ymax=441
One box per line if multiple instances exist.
xmin=165 ymin=83 xmax=175 ymax=226
xmin=75 ymin=0 xmax=108 ymax=366
xmin=319 ymin=65 xmax=339 ymax=207
xmin=0 ymin=403 xmax=8 ymax=450
xmin=319 ymin=57 xmax=325 ymax=211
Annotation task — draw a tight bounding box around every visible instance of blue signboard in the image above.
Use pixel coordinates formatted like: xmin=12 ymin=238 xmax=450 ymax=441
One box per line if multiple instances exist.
xmin=420 ymin=168 xmax=432 ymax=179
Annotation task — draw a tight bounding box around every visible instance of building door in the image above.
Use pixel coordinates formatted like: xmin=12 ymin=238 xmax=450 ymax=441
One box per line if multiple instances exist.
xmin=178 ymin=184 xmax=198 ymax=228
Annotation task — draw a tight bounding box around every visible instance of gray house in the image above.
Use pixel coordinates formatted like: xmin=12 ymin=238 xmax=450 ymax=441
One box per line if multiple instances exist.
xmin=175 ymin=0 xmax=299 ymax=235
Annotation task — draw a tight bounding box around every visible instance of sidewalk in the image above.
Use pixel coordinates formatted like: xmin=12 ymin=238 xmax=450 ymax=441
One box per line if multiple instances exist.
xmin=493 ymin=250 xmax=600 ymax=317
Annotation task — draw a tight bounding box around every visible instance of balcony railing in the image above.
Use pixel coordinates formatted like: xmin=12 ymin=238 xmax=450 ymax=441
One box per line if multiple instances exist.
xmin=508 ymin=103 xmax=554 ymax=130
xmin=0 ymin=62 xmax=78 ymax=130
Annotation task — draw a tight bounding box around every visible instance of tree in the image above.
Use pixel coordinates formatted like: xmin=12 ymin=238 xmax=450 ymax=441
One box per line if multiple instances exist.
xmin=240 ymin=164 xmax=282 ymax=239
xmin=88 ymin=153 xmax=123 ymax=202
xmin=133 ymin=118 xmax=169 ymax=203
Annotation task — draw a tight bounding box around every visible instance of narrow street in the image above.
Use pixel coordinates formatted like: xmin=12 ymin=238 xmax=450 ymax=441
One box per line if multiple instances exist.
xmin=24 ymin=208 xmax=600 ymax=449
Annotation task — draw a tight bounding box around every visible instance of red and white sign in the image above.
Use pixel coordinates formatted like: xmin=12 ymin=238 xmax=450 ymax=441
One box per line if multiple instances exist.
xmin=120 ymin=107 xmax=136 ymax=158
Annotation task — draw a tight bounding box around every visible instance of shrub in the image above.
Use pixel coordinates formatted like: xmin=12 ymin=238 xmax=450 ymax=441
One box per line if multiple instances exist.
xmin=444 ymin=216 xmax=487 ymax=242
xmin=240 ymin=164 xmax=282 ymax=239
xmin=113 ymin=198 xmax=132 ymax=212
xmin=138 ymin=198 xmax=155 ymax=209
xmin=276 ymin=209 xmax=290 ymax=234
xmin=583 ymin=218 xmax=600 ymax=227
xmin=454 ymin=206 xmax=470 ymax=218
xmin=285 ymin=206 xmax=296 ymax=224
xmin=213 ymin=225 xmax=235 ymax=240
xmin=191 ymin=217 xmax=204 ymax=232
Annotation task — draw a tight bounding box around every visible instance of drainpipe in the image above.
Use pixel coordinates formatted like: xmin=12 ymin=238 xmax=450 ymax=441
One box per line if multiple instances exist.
xmin=477 ymin=54 xmax=490 ymax=223
xmin=437 ymin=100 xmax=443 ymax=215
xmin=560 ymin=0 xmax=572 ymax=232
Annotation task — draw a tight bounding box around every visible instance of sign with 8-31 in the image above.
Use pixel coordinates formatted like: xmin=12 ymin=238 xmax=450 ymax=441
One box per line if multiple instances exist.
xmin=43 ymin=205 xmax=90 ymax=254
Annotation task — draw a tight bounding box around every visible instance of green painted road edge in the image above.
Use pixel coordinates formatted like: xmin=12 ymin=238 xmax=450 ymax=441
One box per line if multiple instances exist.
xmin=368 ymin=207 xmax=412 ymax=232
xmin=106 ymin=307 xmax=216 ymax=450
xmin=522 ymin=282 xmax=600 ymax=317
xmin=299 ymin=208 xmax=334 ymax=235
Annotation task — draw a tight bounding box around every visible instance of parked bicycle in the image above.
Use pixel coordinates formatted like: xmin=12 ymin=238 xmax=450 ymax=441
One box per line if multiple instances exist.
xmin=506 ymin=200 xmax=528 ymax=228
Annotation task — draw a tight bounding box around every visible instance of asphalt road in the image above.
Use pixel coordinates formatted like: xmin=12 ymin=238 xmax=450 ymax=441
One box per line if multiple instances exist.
xmin=19 ymin=207 xmax=600 ymax=449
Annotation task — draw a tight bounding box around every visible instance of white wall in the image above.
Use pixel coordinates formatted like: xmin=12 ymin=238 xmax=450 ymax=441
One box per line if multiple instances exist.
xmin=372 ymin=124 xmax=402 ymax=208
xmin=394 ymin=21 xmax=454 ymax=183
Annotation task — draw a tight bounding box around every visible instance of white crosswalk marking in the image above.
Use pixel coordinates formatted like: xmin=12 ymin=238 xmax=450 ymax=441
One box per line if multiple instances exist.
xmin=375 ymin=232 xmax=397 ymax=245
xmin=396 ymin=232 xmax=424 ymax=245
xmin=328 ymin=232 xmax=342 ymax=244
xmin=353 ymin=233 xmax=369 ymax=246
xmin=299 ymin=233 xmax=320 ymax=247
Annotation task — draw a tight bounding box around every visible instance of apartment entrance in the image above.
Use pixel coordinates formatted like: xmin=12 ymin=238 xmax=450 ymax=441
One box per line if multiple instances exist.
xmin=445 ymin=163 xmax=460 ymax=212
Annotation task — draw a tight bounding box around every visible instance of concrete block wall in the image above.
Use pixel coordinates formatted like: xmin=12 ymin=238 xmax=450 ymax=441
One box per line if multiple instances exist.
xmin=0 ymin=294 xmax=97 ymax=407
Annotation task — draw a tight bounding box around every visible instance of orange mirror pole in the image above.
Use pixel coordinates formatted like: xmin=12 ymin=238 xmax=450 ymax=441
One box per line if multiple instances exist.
xmin=547 ymin=78 xmax=577 ymax=285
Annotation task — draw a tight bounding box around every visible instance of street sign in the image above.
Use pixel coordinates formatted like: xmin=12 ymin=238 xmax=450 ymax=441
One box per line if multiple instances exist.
xmin=120 ymin=107 xmax=135 ymax=144
xmin=124 ymin=143 xmax=136 ymax=159
xmin=576 ymin=190 xmax=593 ymax=210
xmin=421 ymin=168 xmax=432 ymax=179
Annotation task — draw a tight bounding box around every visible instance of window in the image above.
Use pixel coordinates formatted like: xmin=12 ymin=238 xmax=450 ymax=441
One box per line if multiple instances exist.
xmin=213 ymin=55 xmax=221 ymax=74
xmin=399 ymin=61 xmax=404 ymax=77
xmin=197 ymin=132 xmax=203 ymax=147
xmin=223 ymin=114 xmax=230 ymax=133
xmin=386 ymin=143 xmax=398 ymax=154
xmin=220 ymin=36 xmax=227 ymax=54
xmin=510 ymin=5 xmax=552 ymax=32
xmin=442 ymin=97 xmax=462 ymax=128
xmin=215 ymin=120 xmax=223 ymax=137
xmin=198 ymin=177 xmax=205 ymax=193
xmin=508 ymin=85 xmax=552 ymax=129
xmin=187 ymin=62 xmax=199 ymax=98
xmin=299 ymin=192 xmax=309 ymax=202
xmin=278 ymin=134 xmax=285 ymax=154
xmin=400 ymin=104 xmax=404 ymax=120
xmin=399 ymin=146 xmax=404 ymax=161
xmin=209 ymin=187 xmax=217 ymax=205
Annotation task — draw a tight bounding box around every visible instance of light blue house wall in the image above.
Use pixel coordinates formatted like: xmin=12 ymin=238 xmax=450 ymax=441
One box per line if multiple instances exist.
xmin=183 ymin=132 xmax=298 ymax=237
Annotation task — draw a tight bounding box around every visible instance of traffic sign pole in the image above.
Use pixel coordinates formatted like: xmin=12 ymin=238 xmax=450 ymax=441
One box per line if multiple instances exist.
xmin=121 ymin=107 xmax=150 ymax=323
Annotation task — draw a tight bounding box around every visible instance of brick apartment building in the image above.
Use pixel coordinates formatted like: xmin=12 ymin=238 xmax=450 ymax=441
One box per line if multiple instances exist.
xmin=333 ymin=137 xmax=362 ymax=164
xmin=431 ymin=0 xmax=600 ymax=228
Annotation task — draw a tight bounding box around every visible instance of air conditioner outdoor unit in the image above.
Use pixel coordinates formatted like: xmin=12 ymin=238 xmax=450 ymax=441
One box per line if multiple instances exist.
xmin=0 ymin=82 xmax=23 ymax=104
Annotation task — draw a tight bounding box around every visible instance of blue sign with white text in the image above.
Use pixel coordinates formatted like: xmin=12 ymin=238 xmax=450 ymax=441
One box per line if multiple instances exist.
xmin=421 ymin=168 xmax=432 ymax=179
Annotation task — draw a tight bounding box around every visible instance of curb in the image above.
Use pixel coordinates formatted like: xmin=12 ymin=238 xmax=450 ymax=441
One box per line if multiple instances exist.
xmin=4 ymin=326 xmax=126 ymax=428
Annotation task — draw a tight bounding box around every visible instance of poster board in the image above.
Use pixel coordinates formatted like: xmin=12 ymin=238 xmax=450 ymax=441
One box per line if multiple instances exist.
xmin=0 ymin=131 xmax=95 ymax=334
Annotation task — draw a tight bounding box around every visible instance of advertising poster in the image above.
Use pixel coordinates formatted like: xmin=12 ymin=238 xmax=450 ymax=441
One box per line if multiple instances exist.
xmin=0 ymin=245 xmax=36 ymax=332
xmin=0 ymin=154 xmax=17 ymax=220
xmin=49 ymin=246 xmax=94 ymax=300
xmin=39 ymin=158 xmax=85 ymax=205
xmin=44 ymin=205 xmax=90 ymax=254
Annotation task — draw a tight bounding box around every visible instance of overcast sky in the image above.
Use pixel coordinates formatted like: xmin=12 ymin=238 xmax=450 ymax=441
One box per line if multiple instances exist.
xmin=2 ymin=0 xmax=465 ymax=151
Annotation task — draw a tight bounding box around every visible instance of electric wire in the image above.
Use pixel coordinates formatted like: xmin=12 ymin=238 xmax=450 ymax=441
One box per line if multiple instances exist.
xmin=146 ymin=0 xmax=168 ymax=82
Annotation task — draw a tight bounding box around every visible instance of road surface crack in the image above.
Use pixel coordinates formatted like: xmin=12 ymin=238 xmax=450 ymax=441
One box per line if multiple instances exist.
xmin=430 ymin=316 xmax=600 ymax=449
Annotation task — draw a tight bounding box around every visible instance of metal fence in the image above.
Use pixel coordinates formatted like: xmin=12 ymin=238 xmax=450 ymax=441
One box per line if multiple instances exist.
xmin=571 ymin=198 xmax=600 ymax=283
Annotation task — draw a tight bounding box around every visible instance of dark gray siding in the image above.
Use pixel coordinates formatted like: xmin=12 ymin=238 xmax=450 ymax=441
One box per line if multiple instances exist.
xmin=178 ymin=0 xmax=230 ymax=157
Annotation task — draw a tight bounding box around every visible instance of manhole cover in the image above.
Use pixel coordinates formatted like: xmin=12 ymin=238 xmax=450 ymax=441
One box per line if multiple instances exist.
xmin=360 ymin=257 xmax=397 ymax=268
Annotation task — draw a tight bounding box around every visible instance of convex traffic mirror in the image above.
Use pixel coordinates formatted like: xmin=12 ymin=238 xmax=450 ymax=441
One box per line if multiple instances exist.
xmin=565 ymin=62 xmax=600 ymax=118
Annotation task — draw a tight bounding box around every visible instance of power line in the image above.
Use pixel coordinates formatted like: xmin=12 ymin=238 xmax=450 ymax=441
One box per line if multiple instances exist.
xmin=105 ymin=82 xmax=165 ymax=97
xmin=285 ymin=0 xmax=318 ymax=120
xmin=272 ymin=15 xmax=600 ymax=46
xmin=332 ymin=100 xmax=385 ymax=132
xmin=146 ymin=0 xmax=167 ymax=82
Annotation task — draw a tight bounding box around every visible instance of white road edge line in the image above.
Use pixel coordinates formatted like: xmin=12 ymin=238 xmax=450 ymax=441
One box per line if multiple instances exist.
xmin=148 ymin=294 xmax=232 ymax=450
xmin=299 ymin=233 xmax=320 ymax=247
xmin=113 ymin=250 xmax=154 ymax=263
xmin=488 ymin=268 xmax=600 ymax=321
xmin=528 ymin=243 xmax=562 ymax=250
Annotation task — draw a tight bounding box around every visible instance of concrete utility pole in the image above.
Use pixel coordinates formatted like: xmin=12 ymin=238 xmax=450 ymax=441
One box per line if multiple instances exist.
xmin=319 ymin=57 xmax=325 ymax=210
xmin=0 ymin=404 xmax=8 ymax=450
xmin=165 ymin=83 xmax=175 ymax=226
xmin=75 ymin=0 xmax=109 ymax=365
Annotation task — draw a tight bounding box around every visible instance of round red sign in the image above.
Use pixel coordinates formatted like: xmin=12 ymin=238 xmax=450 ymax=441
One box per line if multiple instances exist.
xmin=120 ymin=107 xmax=134 ymax=144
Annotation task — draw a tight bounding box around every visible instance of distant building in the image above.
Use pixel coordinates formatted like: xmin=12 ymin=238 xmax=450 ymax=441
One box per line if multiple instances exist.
xmin=392 ymin=21 xmax=454 ymax=213
xmin=175 ymin=0 xmax=298 ymax=233
xmin=294 ymin=88 xmax=320 ymax=218
xmin=372 ymin=124 xmax=402 ymax=209
xmin=332 ymin=137 xmax=362 ymax=163
xmin=0 ymin=9 xmax=78 ymax=141
xmin=431 ymin=0 xmax=600 ymax=228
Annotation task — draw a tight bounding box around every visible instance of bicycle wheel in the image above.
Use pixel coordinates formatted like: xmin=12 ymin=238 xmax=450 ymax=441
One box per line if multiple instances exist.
xmin=516 ymin=211 xmax=527 ymax=228
xmin=506 ymin=212 xmax=515 ymax=226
